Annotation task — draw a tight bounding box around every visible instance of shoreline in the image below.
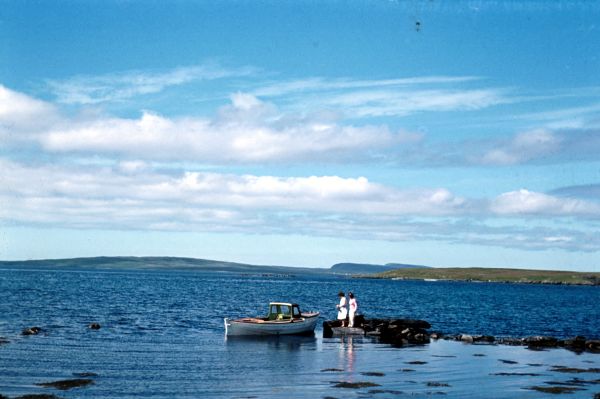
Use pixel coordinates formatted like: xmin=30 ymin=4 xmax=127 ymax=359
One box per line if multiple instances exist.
xmin=363 ymin=267 xmax=600 ymax=286
xmin=323 ymin=318 xmax=600 ymax=354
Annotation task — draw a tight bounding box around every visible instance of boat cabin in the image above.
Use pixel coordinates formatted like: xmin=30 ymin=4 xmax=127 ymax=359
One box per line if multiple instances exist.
xmin=267 ymin=302 xmax=302 ymax=321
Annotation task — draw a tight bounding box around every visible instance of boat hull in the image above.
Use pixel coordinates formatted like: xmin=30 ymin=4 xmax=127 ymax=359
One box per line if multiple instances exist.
xmin=224 ymin=314 xmax=320 ymax=336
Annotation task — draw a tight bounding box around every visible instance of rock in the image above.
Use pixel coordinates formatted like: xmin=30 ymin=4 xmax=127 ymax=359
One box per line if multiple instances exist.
xmin=430 ymin=332 xmax=443 ymax=340
xmin=322 ymin=320 xmax=343 ymax=338
xmin=36 ymin=378 xmax=94 ymax=390
xmin=469 ymin=335 xmax=495 ymax=343
xmin=22 ymin=326 xmax=42 ymax=336
xmin=88 ymin=323 xmax=101 ymax=330
xmin=497 ymin=337 xmax=524 ymax=346
xmin=460 ymin=334 xmax=474 ymax=343
xmin=332 ymin=381 xmax=381 ymax=389
xmin=562 ymin=336 xmax=586 ymax=351
xmin=585 ymin=339 xmax=600 ymax=352
xmin=389 ymin=319 xmax=431 ymax=329
xmin=524 ymin=336 xmax=558 ymax=348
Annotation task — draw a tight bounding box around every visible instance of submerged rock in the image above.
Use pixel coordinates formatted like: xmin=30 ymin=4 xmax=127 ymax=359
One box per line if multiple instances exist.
xmin=524 ymin=386 xmax=585 ymax=394
xmin=21 ymin=327 xmax=42 ymax=336
xmin=88 ymin=323 xmax=101 ymax=330
xmin=332 ymin=381 xmax=381 ymax=389
xmin=36 ymin=379 xmax=94 ymax=390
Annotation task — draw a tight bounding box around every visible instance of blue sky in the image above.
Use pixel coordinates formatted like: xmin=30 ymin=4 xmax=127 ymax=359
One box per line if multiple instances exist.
xmin=1 ymin=1 xmax=599 ymax=270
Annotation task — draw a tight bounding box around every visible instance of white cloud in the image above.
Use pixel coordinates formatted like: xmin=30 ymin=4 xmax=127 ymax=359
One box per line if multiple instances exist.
xmin=0 ymin=85 xmax=59 ymax=139
xmin=479 ymin=129 xmax=562 ymax=165
xmin=0 ymin=159 xmax=468 ymax=230
xmin=490 ymin=189 xmax=600 ymax=216
xmin=2 ymin=158 xmax=598 ymax=252
xmin=252 ymin=76 xmax=479 ymax=97
xmin=46 ymin=63 xmax=256 ymax=104
xmin=33 ymin=93 xmax=417 ymax=162
xmin=251 ymin=76 xmax=508 ymax=118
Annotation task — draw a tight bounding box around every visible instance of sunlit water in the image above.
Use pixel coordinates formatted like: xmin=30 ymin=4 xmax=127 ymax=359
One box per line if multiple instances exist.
xmin=0 ymin=268 xmax=598 ymax=398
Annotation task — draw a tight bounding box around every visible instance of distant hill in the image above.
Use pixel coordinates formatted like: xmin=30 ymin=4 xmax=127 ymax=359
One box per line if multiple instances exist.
xmin=370 ymin=267 xmax=600 ymax=286
xmin=330 ymin=262 xmax=428 ymax=274
xmin=0 ymin=256 xmax=330 ymax=275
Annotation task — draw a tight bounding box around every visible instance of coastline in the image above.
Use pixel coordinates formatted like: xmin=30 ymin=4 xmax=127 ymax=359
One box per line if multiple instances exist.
xmin=364 ymin=267 xmax=600 ymax=286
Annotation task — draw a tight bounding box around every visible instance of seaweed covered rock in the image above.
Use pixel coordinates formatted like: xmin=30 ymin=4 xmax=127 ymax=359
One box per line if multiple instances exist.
xmin=364 ymin=319 xmax=431 ymax=346
xmin=524 ymin=336 xmax=559 ymax=348
xmin=22 ymin=327 xmax=42 ymax=336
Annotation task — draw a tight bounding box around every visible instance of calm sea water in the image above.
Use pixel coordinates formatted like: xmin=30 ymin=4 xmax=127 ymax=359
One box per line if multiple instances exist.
xmin=0 ymin=268 xmax=599 ymax=398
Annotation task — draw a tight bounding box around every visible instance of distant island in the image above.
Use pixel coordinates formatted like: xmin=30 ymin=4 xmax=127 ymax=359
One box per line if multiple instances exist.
xmin=331 ymin=262 xmax=428 ymax=274
xmin=0 ymin=256 xmax=329 ymax=275
xmin=0 ymin=257 xmax=597 ymax=286
xmin=369 ymin=267 xmax=600 ymax=286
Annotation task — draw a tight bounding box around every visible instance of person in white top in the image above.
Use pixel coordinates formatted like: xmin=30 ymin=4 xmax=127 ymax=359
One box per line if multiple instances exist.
xmin=336 ymin=291 xmax=347 ymax=327
xmin=348 ymin=292 xmax=358 ymax=328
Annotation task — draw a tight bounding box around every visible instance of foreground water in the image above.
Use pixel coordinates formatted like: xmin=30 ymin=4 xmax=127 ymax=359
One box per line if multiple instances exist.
xmin=0 ymin=268 xmax=599 ymax=398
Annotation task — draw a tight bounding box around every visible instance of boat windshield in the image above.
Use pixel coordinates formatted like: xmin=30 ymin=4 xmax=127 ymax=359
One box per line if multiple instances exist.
xmin=268 ymin=304 xmax=292 ymax=320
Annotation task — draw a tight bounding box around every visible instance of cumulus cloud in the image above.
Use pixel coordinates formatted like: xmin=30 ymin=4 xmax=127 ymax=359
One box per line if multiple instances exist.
xmin=4 ymin=88 xmax=418 ymax=163
xmin=0 ymin=85 xmax=59 ymax=140
xmin=0 ymin=158 xmax=471 ymax=238
xmin=2 ymin=158 xmax=598 ymax=252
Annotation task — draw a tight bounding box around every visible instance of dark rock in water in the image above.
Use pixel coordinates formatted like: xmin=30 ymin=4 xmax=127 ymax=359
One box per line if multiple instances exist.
xmin=361 ymin=371 xmax=385 ymax=377
xmin=321 ymin=368 xmax=344 ymax=372
xmin=562 ymin=336 xmax=586 ymax=351
xmin=550 ymin=365 xmax=600 ymax=374
xmin=475 ymin=335 xmax=495 ymax=343
xmin=332 ymin=381 xmax=381 ymax=389
xmin=497 ymin=337 xmax=524 ymax=346
xmin=426 ymin=382 xmax=451 ymax=387
xmin=88 ymin=323 xmax=101 ymax=330
xmin=36 ymin=378 xmax=94 ymax=390
xmin=524 ymin=386 xmax=585 ymax=394
xmin=373 ymin=319 xmax=431 ymax=346
xmin=524 ymin=336 xmax=558 ymax=348
xmin=498 ymin=359 xmax=518 ymax=364
xmin=22 ymin=326 xmax=42 ymax=336
xmin=586 ymin=339 xmax=600 ymax=352
xmin=430 ymin=332 xmax=443 ymax=340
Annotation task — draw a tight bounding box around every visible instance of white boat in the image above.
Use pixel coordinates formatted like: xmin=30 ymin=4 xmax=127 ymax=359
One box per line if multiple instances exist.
xmin=224 ymin=302 xmax=320 ymax=336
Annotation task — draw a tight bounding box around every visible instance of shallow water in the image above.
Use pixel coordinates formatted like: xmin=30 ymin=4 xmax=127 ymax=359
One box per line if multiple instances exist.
xmin=0 ymin=268 xmax=598 ymax=398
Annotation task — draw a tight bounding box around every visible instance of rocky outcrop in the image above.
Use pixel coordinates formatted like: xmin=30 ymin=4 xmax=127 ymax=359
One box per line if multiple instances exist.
xmin=21 ymin=327 xmax=42 ymax=336
xmin=323 ymin=317 xmax=600 ymax=353
xmin=323 ymin=317 xmax=431 ymax=346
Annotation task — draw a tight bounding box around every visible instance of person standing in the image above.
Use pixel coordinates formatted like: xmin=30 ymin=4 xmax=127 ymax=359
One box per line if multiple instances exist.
xmin=348 ymin=292 xmax=358 ymax=328
xmin=336 ymin=291 xmax=347 ymax=327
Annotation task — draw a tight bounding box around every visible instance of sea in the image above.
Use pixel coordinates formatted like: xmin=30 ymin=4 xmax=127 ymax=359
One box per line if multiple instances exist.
xmin=0 ymin=267 xmax=599 ymax=398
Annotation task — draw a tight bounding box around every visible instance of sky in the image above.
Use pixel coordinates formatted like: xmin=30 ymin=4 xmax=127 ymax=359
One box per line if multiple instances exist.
xmin=1 ymin=1 xmax=599 ymax=271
